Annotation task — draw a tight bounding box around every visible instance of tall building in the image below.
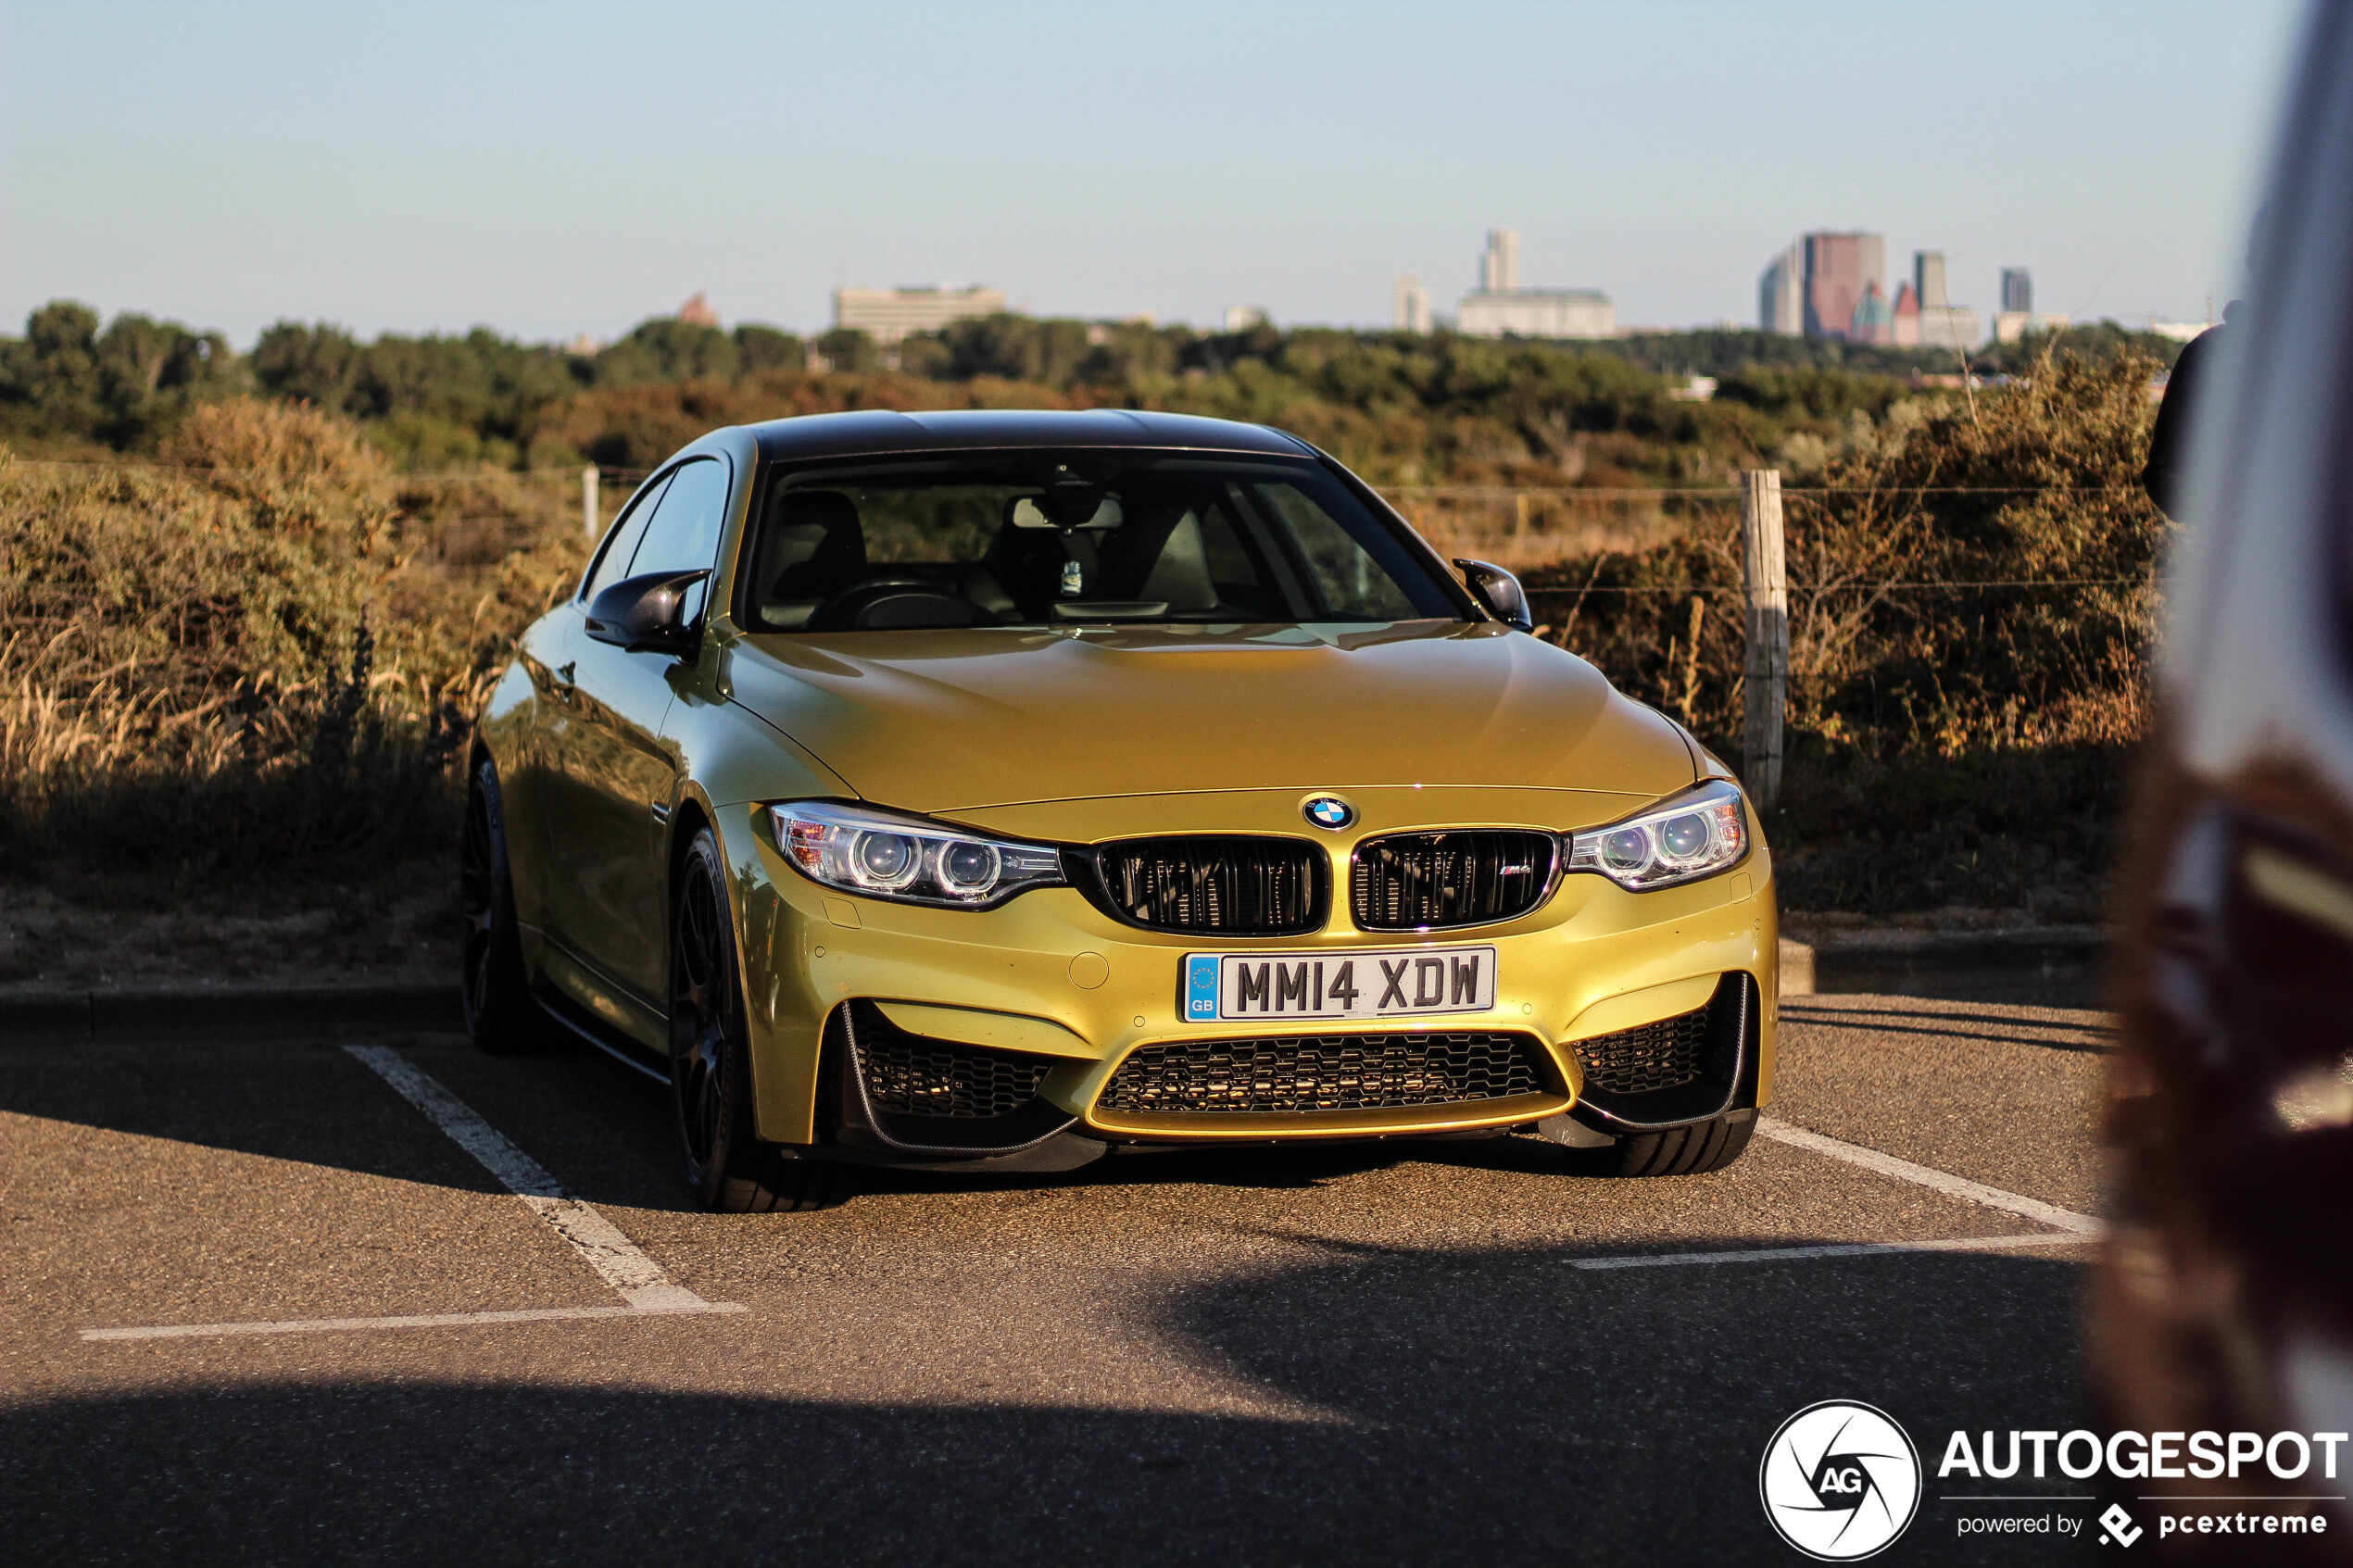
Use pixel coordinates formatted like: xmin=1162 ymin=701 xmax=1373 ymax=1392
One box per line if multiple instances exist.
xmin=1850 ymin=280 xmax=1894 ymax=345
xmin=832 ymin=284 xmax=1007 ymax=345
xmin=1759 ymin=243 xmax=1801 ymax=334
xmin=1456 ymin=228 xmax=1614 ymax=339
xmin=1992 ymin=268 xmax=2063 ymax=343
xmin=1479 ymin=230 xmax=1521 ymax=293
xmin=1802 ymin=232 xmax=1885 ymax=341
xmin=1894 ymin=251 xmax=1982 ymax=350
xmin=678 ymin=292 xmax=719 ymax=328
xmin=1393 ymin=276 xmax=1432 ymax=333
xmin=1915 ymin=252 xmax=1948 ymax=310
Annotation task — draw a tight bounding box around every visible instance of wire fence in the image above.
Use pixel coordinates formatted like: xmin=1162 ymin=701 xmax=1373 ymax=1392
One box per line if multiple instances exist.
xmin=6 ymin=454 xmax=2151 ymax=606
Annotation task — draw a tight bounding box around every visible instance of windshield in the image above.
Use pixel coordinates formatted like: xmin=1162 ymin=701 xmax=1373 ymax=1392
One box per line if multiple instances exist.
xmin=737 ymin=450 xmax=1464 ymax=633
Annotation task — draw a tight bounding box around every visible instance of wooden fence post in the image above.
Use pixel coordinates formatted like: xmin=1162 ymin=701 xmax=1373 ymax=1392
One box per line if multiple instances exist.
xmin=581 ymin=465 xmax=600 ymax=538
xmin=1741 ymin=469 xmax=1788 ymax=811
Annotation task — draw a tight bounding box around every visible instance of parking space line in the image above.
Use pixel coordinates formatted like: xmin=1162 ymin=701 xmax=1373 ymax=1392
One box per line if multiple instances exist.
xmin=1572 ymin=1232 xmax=2095 ymax=1272
xmin=82 ymin=1301 xmax=744 ymax=1343
xmin=340 ymin=1044 xmax=724 ymax=1311
xmin=75 ymin=1046 xmax=743 ymax=1344
xmin=1756 ymin=1115 xmax=2101 ymax=1236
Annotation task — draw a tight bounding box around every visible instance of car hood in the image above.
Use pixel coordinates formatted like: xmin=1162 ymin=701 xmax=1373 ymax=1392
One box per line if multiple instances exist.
xmin=724 ymin=621 xmax=1695 ymax=814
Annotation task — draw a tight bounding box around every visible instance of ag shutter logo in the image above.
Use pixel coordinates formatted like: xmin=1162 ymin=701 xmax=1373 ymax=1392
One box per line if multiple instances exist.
xmin=1759 ymin=1400 xmax=1922 ymax=1561
xmin=1302 ymin=796 xmax=1354 ymax=831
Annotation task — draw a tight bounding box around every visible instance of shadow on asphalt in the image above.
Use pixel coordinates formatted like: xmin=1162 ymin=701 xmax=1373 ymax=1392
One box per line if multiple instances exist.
xmin=0 ymin=976 xmax=2106 ymax=1211
xmin=7 ymin=1241 xmax=2092 ymax=1567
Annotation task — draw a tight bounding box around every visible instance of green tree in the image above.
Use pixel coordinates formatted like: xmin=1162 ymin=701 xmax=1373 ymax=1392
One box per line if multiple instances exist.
xmin=252 ymin=321 xmax=368 ymax=414
xmin=595 ymin=318 xmax=740 ymax=385
xmin=813 ymin=327 xmax=880 ymax=373
xmin=733 ymin=323 xmax=805 ymax=373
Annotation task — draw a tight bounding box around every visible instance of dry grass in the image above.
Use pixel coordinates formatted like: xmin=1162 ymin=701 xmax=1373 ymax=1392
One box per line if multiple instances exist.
xmin=0 ymin=399 xmax=583 ymax=888
xmin=2 ymin=366 xmax=2160 ymax=926
xmin=1519 ymin=351 xmax=2166 ymax=919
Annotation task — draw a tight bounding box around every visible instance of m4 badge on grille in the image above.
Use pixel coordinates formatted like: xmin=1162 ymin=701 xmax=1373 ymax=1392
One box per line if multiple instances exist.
xmin=1182 ymin=945 xmax=1498 ymax=1022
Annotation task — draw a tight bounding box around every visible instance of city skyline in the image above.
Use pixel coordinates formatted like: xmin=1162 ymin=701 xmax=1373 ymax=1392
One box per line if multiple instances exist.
xmin=0 ymin=0 xmax=2303 ymax=345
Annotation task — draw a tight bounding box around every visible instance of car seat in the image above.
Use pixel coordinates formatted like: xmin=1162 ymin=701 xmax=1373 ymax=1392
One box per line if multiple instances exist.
xmin=758 ymin=491 xmax=867 ymax=628
xmin=1099 ymin=505 xmax=1220 ymax=613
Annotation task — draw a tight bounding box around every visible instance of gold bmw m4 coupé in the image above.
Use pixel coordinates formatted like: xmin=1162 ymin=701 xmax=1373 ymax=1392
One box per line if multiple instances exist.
xmin=462 ymin=410 xmax=1778 ymax=1210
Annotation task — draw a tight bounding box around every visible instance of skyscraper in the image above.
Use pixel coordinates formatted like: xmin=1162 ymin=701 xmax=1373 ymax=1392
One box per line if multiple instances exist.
xmin=2001 ymin=269 xmax=2032 ymax=314
xmin=1850 ymin=280 xmax=1894 ymax=345
xmin=1457 ymin=229 xmax=1613 ymax=339
xmin=1896 ymin=251 xmax=1982 ymax=350
xmin=1394 ymin=276 xmax=1432 ymax=333
xmin=1916 ymin=251 xmax=1948 ymax=309
xmin=1802 ymin=232 xmax=1885 ymax=341
xmin=1480 ymin=230 xmax=1520 ymax=294
xmin=1759 ymin=243 xmax=1801 ymax=334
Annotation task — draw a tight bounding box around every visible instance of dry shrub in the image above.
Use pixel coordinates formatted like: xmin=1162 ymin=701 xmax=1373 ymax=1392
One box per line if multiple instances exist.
xmin=0 ymin=399 xmax=583 ymax=884
xmin=1521 ymin=352 xmax=2167 ymax=917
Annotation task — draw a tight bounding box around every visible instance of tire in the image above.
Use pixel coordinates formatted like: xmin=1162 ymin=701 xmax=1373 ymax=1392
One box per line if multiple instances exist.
xmin=459 ymin=757 xmax=555 ymax=1053
xmin=1563 ymin=1110 xmax=1755 ymax=1177
xmin=670 ymin=828 xmax=841 ymax=1213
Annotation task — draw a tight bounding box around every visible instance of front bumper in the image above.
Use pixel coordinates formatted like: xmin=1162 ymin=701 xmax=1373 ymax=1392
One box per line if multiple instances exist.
xmin=716 ymin=797 xmax=1779 ymax=1151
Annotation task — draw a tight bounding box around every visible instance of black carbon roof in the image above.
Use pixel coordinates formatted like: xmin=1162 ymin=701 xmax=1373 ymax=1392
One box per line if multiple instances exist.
xmin=746 ymin=408 xmax=1315 ymax=463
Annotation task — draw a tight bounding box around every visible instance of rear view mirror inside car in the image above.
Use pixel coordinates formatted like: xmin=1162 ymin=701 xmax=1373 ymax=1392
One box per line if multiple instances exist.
xmin=1008 ymin=495 xmax=1123 ymax=531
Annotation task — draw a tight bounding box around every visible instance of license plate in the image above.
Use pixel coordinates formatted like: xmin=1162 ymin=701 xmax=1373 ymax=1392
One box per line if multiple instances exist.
xmin=1181 ymin=946 xmax=1498 ymax=1023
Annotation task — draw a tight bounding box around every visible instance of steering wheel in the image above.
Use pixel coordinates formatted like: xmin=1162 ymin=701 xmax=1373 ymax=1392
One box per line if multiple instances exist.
xmin=804 ymin=575 xmax=984 ymax=632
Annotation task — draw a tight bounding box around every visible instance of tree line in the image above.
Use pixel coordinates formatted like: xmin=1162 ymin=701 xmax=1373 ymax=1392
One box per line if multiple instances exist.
xmin=0 ymin=296 xmax=2183 ymax=486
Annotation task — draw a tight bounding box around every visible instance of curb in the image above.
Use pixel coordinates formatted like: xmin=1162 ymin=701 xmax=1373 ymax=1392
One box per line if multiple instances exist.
xmin=1780 ymin=928 xmax=2108 ymax=998
xmin=0 ymin=983 xmax=461 ymax=1044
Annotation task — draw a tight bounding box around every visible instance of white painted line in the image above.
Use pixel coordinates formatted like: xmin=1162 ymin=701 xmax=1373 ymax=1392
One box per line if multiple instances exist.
xmin=345 ymin=1043 xmax=566 ymax=1197
xmin=83 ymin=1047 xmax=747 ymax=1342
xmin=341 ymin=1044 xmax=726 ymax=1311
xmin=1756 ymin=1115 xmax=2101 ymax=1236
xmin=1572 ymin=1231 xmax=2097 ymax=1272
xmin=82 ymin=1301 xmax=746 ymax=1343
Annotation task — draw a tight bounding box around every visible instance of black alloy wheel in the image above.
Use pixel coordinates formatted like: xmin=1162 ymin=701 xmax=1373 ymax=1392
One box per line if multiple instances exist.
xmin=669 ymin=828 xmax=839 ymax=1212
xmin=460 ymin=757 xmax=550 ymax=1053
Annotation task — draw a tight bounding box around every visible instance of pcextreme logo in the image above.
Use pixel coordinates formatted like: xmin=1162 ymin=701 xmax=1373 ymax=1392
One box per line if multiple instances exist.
xmin=1759 ymin=1400 xmax=1923 ymax=1561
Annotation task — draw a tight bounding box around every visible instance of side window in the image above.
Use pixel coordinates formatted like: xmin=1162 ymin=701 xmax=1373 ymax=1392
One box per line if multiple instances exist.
xmin=628 ymin=458 xmax=731 ymax=578
xmin=582 ymin=471 xmax=674 ymax=601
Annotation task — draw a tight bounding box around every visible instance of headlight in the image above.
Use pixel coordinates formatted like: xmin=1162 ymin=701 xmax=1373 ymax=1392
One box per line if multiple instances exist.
xmin=1566 ymin=779 xmax=1748 ymax=891
xmin=767 ymin=801 xmax=1065 ymax=909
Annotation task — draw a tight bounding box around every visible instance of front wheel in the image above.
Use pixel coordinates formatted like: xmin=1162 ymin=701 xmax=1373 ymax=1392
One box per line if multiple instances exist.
xmin=670 ymin=828 xmax=840 ymax=1213
xmin=1562 ymin=1110 xmax=1755 ymax=1176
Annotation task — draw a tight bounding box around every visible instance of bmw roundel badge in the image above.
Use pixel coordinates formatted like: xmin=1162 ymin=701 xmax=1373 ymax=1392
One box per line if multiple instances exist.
xmin=1303 ymin=796 xmax=1355 ymax=831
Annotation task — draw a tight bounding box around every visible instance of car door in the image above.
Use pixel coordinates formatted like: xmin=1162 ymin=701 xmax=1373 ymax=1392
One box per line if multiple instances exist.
xmin=544 ymin=456 xmax=730 ymax=1005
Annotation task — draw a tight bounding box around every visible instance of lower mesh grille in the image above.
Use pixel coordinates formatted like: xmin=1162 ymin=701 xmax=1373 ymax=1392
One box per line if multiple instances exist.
xmin=1352 ymin=830 xmax=1555 ymax=930
xmin=1574 ymin=1006 xmax=1709 ymax=1095
xmin=851 ymin=1007 xmax=1051 ymax=1119
xmin=1097 ymin=1031 xmax=1546 ymax=1114
xmin=1094 ymin=835 xmax=1324 ymax=935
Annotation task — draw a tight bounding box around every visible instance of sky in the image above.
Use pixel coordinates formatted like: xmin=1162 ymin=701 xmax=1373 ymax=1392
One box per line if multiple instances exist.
xmin=0 ymin=0 xmax=2309 ymax=346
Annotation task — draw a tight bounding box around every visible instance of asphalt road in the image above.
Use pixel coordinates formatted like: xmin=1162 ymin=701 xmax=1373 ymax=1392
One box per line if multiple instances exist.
xmin=1 ymin=980 xmax=2114 ymax=1566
